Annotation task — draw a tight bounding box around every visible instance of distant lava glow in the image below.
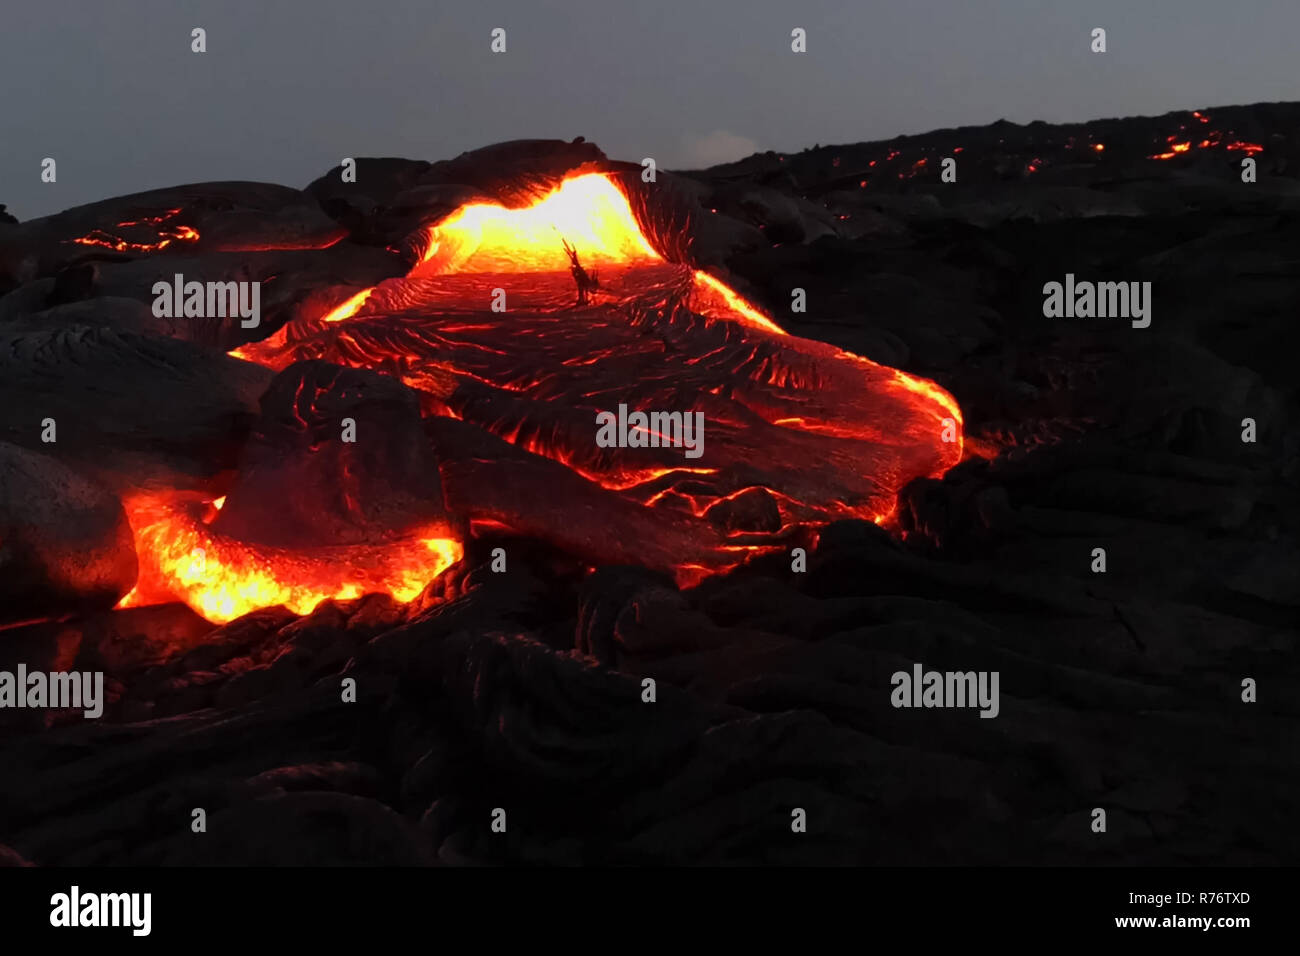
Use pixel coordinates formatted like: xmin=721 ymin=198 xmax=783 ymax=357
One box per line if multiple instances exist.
xmin=1149 ymin=127 xmax=1263 ymax=161
xmin=128 ymin=171 xmax=963 ymax=624
xmin=67 ymin=208 xmax=199 ymax=253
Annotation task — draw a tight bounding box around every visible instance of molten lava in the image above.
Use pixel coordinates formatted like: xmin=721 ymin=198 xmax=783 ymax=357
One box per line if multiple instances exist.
xmin=321 ymin=287 xmax=375 ymax=324
xmin=118 ymin=491 xmax=461 ymax=624
xmin=413 ymin=174 xmax=661 ymax=275
xmin=124 ymin=170 xmax=963 ymax=624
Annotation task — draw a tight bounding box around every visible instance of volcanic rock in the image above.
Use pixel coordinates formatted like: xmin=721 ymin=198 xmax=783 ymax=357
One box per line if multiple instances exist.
xmin=0 ymin=278 xmax=57 ymax=321
xmin=428 ymin=416 xmax=730 ymax=577
xmin=0 ymin=442 xmax=136 ymax=623
xmin=0 ymin=181 xmax=348 ymax=286
xmin=89 ymin=244 xmax=407 ymax=349
xmin=417 ymin=138 xmax=607 ymax=203
xmin=606 ymin=165 xmax=766 ymax=265
xmin=305 ymin=157 xmax=434 ymax=210
xmin=0 ymin=325 xmax=272 ymax=491
xmin=211 ymin=360 xmax=451 ymax=549
xmin=0 ymin=295 xmax=173 ymax=338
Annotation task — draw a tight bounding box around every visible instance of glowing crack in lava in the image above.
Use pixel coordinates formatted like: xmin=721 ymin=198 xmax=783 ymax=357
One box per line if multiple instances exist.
xmin=67 ymin=208 xmax=200 ymax=253
xmin=128 ymin=171 xmax=962 ymax=623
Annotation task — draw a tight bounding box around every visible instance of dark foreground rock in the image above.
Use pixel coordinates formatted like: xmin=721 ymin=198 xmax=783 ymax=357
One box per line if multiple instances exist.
xmin=0 ymin=442 xmax=136 ymax=624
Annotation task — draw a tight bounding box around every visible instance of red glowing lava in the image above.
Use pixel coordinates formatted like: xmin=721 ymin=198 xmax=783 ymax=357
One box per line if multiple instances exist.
xmin=1149 ymin=128 xmax=1262 ymax=161
xmin=67 ymin=208 xmax=200 ymax=253
xmin=117 ymin=491 xmax=461 ymax=624
xmin=124 ymin=171 xmax=963 ymax=623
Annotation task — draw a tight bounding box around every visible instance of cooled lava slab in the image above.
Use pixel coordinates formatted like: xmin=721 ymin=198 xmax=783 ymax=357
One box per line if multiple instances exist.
xmin=0 ymin=325 xmax=272 ymax=493
xmin=0 ymin=181 xmax=348 ymax=289
xmin=0 ymin=442 xmax=136 ymax=623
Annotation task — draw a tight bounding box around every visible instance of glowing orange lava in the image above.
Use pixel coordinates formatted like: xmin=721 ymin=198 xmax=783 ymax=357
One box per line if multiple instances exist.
xmin=689 ymin=270 xmax=787 ymax=336
xmin=117 ymin=491 xmax=461 ymax=624
xmin=321 ymin=287 xmax=375 ymax=323
xmin=68 ymin=208 xmax=200 ymax=253
xmin=412 ymin=173 xmax=661 ymax=275
xmin=1149 ymin=131 xmax=1262 ymax=161
xmin=129 ymin=169 xmax=962 ymax=624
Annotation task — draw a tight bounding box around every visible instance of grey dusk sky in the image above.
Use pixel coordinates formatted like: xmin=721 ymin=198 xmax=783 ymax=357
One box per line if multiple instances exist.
xmin=3 ymin=0 xmax=1297 ymax=219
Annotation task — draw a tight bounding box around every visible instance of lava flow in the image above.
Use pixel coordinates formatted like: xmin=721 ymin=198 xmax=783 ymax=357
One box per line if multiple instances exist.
xmin=1148 ymin=122 xmax=1264 ymax=160
xmin=125 ymin=170 xmax=963 ymax=623
xmin=118 ymin=491 xmax=462 ymax=623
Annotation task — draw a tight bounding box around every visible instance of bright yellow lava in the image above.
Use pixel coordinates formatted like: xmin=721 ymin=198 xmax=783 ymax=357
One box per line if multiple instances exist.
xmin=415 ymin=173 xmax=662 ymax=274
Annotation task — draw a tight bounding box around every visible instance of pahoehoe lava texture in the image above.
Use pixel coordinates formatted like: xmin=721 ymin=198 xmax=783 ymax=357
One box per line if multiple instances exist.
xmin=240 ymin=261 xmax=962 ymax=559
xmin=0 ymin=104 xmax=1297 ymax=864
